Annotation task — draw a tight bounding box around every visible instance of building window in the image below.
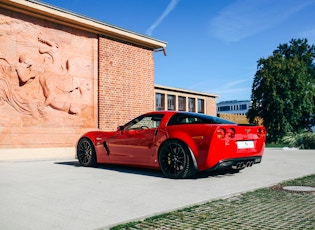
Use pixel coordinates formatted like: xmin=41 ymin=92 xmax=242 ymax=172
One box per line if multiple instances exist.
xmin=198 ymin=99 xmax=204 ymax=113
xmin=240 ymin=104 xmax=247 ymax=110
xmin=178 ymin=96 xmax=186 ymax=111
xmin=218 ymin=106 xmax=230 ymax=112
xmin=156 ymin=93 xmax=165 ymax=110
xmin=167 ymin=95 xmax=176 ymax=110
xmin=188 ymin=97 xmax=195 ymax=112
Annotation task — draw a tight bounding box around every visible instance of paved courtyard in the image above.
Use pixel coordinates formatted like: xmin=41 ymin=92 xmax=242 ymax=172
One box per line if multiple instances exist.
xmin=0 ymin=148 xmax=315 ymax=230
xmin=110 ymin=174 xmax=315 ymax=229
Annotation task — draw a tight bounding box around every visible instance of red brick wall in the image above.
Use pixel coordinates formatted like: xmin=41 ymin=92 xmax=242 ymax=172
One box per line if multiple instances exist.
xmin=98 ymin=36 xmax=155 ymax=130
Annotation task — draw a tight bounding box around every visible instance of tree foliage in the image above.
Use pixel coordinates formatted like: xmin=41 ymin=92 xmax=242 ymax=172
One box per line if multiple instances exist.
xmin=248 ymin=38 xmax=315 ymax=142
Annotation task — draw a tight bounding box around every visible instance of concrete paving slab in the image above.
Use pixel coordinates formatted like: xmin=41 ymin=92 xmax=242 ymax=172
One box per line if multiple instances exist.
xmin=0 ymin=148 xmax=314 ymax=230
xmin=0 ymin=147 xmax=75 ymax=161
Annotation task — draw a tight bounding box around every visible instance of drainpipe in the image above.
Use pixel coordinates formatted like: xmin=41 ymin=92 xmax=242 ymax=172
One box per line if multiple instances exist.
xmin=154 ymin=48 xmax=167 ymax=56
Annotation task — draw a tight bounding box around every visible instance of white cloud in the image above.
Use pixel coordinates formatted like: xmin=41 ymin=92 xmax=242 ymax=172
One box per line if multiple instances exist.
xmin=146 ymin=0 xmax=180 ymax=36
xmin=214 ymin=78 xmax=252 ymax=98
xmin=194 ymin=76 xmax=253 ymax=101
xmin=223 ymin=78 xmax=249 ymax=88
xmin=209 ymin=0 xmax=315 ymax=42
xmin=192 ymin=76 xmax=252 ymax=92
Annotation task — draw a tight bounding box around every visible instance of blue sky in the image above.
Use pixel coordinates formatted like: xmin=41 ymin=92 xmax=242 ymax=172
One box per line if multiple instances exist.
xmin=40 ymin=0 xmax=315 ymax=102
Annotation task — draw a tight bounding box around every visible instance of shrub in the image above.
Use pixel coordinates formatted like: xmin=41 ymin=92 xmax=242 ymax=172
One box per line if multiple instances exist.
xmin=282 ymin=132 xmax=315 ymax=149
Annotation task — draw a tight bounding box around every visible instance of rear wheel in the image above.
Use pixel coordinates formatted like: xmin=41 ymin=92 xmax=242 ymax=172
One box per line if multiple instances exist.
xmin=77 ymin=138 xmax=97 ymax=167
xmin=159 ymin=140 xmax=197 ymax=179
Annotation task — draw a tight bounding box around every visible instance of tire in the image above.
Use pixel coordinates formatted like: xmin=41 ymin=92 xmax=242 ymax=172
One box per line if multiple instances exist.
xmin=158 ymin=140 xmax=197 ymax=179
xmin=77 ymin=138 xmax=97 ymax=167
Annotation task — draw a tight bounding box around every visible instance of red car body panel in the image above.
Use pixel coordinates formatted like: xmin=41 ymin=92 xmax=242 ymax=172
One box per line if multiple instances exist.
xmin=78 ymin=111 xmax=266 ymax=173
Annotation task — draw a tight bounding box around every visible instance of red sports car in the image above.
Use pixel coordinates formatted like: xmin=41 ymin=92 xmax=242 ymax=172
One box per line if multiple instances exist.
xmin=76 ymin=111 xmax=266 ymax=179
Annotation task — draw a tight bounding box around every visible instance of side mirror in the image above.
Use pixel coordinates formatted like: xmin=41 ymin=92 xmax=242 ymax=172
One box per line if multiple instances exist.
xmin=117 ymin=126 xmax=124 ymax=131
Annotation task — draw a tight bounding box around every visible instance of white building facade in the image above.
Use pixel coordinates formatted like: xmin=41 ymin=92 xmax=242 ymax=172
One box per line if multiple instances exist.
xmin=217 ymin=100 xmax=251 ymax=115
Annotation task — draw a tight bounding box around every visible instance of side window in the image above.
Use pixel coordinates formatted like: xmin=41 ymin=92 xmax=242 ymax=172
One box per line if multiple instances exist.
xmin=125 ymin=114 xmax=164 ymax=130
xmin=167 ymin=113 xmax=235 ymax=126
xmin=168 ymin=114 xmax=204 ymax=126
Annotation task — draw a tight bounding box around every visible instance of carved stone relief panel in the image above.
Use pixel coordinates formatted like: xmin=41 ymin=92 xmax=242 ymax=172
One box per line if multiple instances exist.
xmin=0 ymin=8 xmax=97 ymax=128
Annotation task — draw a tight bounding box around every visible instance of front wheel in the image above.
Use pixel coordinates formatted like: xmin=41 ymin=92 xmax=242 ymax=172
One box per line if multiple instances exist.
xmin=158 ymin=140 xmax=197 ymax=179
xmin=77 ymin=138 xmax=97 ymax=167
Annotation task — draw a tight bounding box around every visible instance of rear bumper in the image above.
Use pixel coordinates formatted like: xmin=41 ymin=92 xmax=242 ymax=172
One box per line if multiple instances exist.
xmin=207 ymin=156 xmax=262 ymax=171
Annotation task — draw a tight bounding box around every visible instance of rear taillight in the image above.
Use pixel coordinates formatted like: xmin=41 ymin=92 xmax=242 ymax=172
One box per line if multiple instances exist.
xmin=216 ymin=128 xmax=226 ymax=139
xmin=216 ymin=127 xmax=236 ymax=139
xmin=227 ymin=128 xmax=235 ymax=138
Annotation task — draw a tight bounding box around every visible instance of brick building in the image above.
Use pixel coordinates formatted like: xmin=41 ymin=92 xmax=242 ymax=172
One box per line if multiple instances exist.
xmin=0 ymin=0 xmax=217 ymax=148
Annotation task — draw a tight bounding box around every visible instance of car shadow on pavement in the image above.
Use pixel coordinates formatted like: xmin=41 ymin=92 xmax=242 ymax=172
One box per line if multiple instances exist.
xmin=55 ymin=161 xmax=81 ymax=167
xmin=55 ymin=161 xmax=241 ymax=179
xmin=55 ymin=161 xmax=165 ymax=178
xmin=195 ymin=169 xmax=241 ymax=179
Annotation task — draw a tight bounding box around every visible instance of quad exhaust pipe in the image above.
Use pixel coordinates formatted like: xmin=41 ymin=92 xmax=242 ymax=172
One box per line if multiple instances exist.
xmin=232 ymin=161 xmax=254 ymax=170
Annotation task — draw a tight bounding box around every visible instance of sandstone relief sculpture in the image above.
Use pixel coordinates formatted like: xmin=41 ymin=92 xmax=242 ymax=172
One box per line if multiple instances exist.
xmin=0 ymin=15 xmax=94 ymax=126
xmin=37 ymin=34 xmax=91 ymax=115
xmin=16 ymin=54 xmax=36 ymax=86
xmin=0 ymin=54 xmax=35 ymax=115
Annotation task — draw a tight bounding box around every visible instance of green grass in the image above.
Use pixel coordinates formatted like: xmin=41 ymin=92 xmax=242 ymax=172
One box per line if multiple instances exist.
xmin=109 ymin=174 xmax=315 ymax=230
xmin=265 ymin=143 xmax=285 ymax=148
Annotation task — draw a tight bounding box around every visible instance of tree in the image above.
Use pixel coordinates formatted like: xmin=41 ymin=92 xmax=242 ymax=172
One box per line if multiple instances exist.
xmin=247 ymin=38 xmax=315 ymax=142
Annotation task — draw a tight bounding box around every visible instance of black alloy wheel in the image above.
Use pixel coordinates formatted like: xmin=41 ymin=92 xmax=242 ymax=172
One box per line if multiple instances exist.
xmin=77 ymin=138 xmax=97 ymax=167
xmin=159 ymin=140 xmax=196 ymax=179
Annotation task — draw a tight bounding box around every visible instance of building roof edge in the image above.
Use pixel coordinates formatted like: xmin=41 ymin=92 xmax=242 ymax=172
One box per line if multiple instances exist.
xmin=0 ymin=0 xmax=167 ymax=50
xmin=154 ymin=84 xmax=219 ymax=98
